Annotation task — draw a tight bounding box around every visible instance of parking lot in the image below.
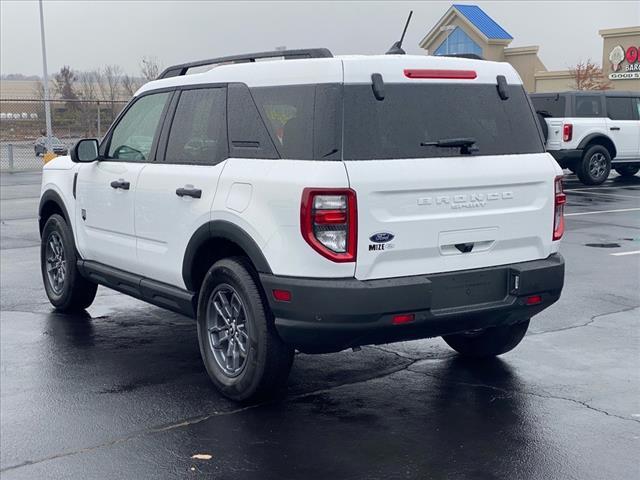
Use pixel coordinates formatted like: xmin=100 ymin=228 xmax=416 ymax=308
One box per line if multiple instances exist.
xmin=0 ymin=170 xmax=638 ymax=479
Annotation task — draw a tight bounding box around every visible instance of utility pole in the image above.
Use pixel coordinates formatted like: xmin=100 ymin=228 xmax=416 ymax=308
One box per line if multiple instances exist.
xmin=38 ymin=0 xmax=53 ymax=154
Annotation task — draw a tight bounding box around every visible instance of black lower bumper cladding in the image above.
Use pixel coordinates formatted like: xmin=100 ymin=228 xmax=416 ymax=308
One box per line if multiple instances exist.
xmin=260 ymin=254 xmax=564 ymax=353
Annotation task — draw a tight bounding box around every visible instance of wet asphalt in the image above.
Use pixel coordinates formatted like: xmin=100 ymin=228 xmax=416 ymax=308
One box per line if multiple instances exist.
xmin=0 ymin=170 xmax=638 ymax=479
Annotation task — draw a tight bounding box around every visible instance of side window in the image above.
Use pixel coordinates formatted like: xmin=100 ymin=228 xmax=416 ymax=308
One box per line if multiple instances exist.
xmin=606 ymin=97 xmax=634 ymax=121
xmin=251 ymin=84 xmax=342 ymax=160
xmin=165 ymin=88 xmax=228 ymax=165
xmin=107 ymin=92 xmax=170 ymax=161
xmin=574 ymin=96 xmax=602 ymax=117
xmin=252 ymin=85 xmax=315 ymax=159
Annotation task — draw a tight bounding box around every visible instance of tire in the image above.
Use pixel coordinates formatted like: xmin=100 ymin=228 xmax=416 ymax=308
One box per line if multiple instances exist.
xmin=576 ymin=145 xmax=611 ymax=185
xmin=41 ymin=214 xmax=97 ymax=312
xmin=196 ymin=257 xmax=294 ymax=402
xmin=443 ymin=320 xmax=530 ymax=358
xmin=536 ymin=112 xmax=548 ymax=141
xmin=614 ymin=165 xmax=640 ymax=178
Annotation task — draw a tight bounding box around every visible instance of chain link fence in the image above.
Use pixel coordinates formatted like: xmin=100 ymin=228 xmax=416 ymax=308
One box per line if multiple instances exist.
xmin=0 ymin=98 xmax=128 ymax=172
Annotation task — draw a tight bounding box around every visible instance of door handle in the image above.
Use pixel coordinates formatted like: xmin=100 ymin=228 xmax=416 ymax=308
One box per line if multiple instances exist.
xmin=610 ymin=127 xmax=621 ymax=131
xmin=110 ymin=179 xmax=130 ymax=190
xmin=176 ymin=186 xmax=202 ymax=198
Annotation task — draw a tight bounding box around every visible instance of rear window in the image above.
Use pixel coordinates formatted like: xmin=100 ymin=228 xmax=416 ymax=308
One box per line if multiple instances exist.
xmin=531 ymin=95 xmax=566 ymax=117
xmin=343 ymin=84 xmax=544 ymax=160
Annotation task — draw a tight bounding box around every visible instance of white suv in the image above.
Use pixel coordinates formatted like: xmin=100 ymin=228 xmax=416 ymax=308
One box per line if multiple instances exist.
xmin=531 ymin=91 xmax=640 ymax=185
xmin=39 ymin=49 xmax=565 ymax=401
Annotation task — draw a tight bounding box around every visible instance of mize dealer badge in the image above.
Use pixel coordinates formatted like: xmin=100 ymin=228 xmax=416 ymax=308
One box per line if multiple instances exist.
xmin=369 ymin=232 xmax=395 ymax=251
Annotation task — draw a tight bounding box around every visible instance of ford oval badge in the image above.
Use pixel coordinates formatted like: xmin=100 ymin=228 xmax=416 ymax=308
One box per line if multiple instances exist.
xmin=369 ymin=232 xmax=395 ymax=244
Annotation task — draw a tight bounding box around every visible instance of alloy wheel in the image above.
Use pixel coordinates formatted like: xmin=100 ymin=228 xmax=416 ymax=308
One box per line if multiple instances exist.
xmin=206 ymin=284 xmax=250 ymax=377
xmin=588 ymin=153 xmax=607 ymax=180
xmin=45 ymin=231 xmax=66 ymax=294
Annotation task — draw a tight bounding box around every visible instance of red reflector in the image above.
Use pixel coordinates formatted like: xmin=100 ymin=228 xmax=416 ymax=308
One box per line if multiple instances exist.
xmin=526 ymin=295 xmax=542 ymax=305
xmin=272 ymin=289 xmax=292 ymax=302
xmin=404 ymin=69 xmax=477 ymax=79
xmin=392 ymin=314 xmax=415 ymax=325
xmin=314 ymin=209 xmax=347 ymax=224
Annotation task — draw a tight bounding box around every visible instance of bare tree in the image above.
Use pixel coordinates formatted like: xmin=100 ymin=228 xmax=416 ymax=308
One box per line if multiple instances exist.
xmin=76 ymin=71 xmax=98 ymax=100
xmin=140 ymin=56 xmax=161 ymax=81
xmin=75 ymin=71 xmax=100 ymax=136
xmin=52 ymin=66 xmax=77 ymax=100
xmin=120 ymin=74 xmax=140 ymax=98
xmin=97 ymin=65 xmax=124 ymax=121
xmin=569 ymin=59 xmax=612 ymax=90
xmin=32 ymin=81 xmax=46 ymax=100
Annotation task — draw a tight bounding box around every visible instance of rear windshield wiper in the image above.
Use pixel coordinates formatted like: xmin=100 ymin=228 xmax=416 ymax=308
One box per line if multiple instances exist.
xmin=420 ymin=137 xmax=479 ymax=155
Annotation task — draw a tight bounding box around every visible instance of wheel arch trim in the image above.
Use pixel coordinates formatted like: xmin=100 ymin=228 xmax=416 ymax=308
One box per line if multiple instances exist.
xmin=577 ymin=134 xmax=617 ymax=158
xmin=39 ymin=189 xmax=72 ymax=237
xmin=182 ymin=220 xmax=272 ymax=291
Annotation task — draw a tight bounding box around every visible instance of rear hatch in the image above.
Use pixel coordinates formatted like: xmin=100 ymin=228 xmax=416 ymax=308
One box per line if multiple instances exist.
xmin=341 ymin=56 xmax=559 ymax=280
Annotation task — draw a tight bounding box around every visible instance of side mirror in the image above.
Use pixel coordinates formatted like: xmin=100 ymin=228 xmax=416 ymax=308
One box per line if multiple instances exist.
xmin=71 ymin=139 xmax=100 ymax=163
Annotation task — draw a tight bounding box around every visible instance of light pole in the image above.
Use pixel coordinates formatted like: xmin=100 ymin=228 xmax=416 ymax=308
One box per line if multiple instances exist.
xmin=440 ymin=25 xmax=456 ymax=55
xmin=38 ymin=0 xmax=53 ymax=154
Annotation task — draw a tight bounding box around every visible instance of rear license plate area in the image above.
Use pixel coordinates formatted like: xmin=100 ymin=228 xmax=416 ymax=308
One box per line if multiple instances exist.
xmin=431 ymin=268 xmax=508 ymax=310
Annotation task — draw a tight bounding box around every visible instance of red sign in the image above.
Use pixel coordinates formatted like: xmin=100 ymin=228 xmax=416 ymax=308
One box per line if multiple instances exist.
xmin=625 ymin=46 xmax=638 ymax=64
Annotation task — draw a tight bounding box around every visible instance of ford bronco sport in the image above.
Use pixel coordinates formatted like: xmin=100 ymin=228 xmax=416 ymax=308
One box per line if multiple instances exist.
xmin=39 ymin=49 xmax=565 ymax=401
xmin=531 ymin=91 xmax=640 ymax=185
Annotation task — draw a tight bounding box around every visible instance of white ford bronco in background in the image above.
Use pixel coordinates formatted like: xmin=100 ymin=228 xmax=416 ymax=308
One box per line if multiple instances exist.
xmin=39 ymin=48 xmax=565 ymax=401
xmin=531 ymin=91 xmax=640 ymax=185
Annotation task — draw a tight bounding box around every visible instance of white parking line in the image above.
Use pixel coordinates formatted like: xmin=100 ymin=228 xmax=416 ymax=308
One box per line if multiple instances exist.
xmin=565 ymin=189 xmax=640 ymax=199
xmin=565 ymin=208 xmax=640 ymax=217
xmin=567 ymin=186 xmax=640 ymax=191
xmin=610 ymin=250 xmax=640 ymax=256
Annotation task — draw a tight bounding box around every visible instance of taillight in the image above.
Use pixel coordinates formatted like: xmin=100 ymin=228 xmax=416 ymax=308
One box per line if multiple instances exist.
xmin=301 ymin=188 xmax=357 ymax=262
xmin=562 ymin=123 xmax=573 ymax=142
xmin=553 ymin=176 xmax=566 ymax=241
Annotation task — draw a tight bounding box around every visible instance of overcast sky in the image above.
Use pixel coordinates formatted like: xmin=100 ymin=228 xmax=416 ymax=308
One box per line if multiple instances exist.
xmin=1 ymin=0 xmax=639 ymax=76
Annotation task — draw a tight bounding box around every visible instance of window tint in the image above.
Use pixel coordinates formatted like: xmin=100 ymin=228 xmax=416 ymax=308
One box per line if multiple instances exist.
xmin=165 ymin=88 xmax=227 ymax=165
xmin=107 ymin=92 xmax=170 ymax=161
xmin=634 ymin=97 xmax=640 ymax=119
xmin=531 ymin=95 xmax=566 ymax=117
xmin=606 ymin=97 xmax=634 ymax=121
xmin=343 ymin=84 xmax=543 ymax=160
xmin=251 ymin=84 xmax=342 ymax=160
xmin=574 ymin=96 xmax=602 ymax=117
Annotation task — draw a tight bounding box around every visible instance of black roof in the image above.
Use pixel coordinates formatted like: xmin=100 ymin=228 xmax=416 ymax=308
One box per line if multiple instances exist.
xmin=530 ymin=91 xmax=639 ymax=97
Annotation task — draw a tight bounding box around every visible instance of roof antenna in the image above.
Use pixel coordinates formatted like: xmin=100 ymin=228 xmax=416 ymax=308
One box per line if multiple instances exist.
xmin=386 ymin=11 xmax=413 ymax=55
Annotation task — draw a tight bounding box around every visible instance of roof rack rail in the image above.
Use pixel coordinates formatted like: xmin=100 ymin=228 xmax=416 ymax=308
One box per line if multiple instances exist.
xmin=158 ymin=48 xmax=333 ymax=79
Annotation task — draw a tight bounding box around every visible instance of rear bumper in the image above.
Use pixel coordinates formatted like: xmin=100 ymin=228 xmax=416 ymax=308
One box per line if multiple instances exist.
xmin=549 ymin=149 xmax=582 ymax=167
xmin=260 ymin=254 xmax=564 ymax=353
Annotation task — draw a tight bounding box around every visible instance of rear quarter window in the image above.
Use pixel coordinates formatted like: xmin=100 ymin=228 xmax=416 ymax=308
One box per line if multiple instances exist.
xmin=531 ymin=95 xmax=566 ymax=117
xmin=251 ymin=84 xmax=342 ymax=160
